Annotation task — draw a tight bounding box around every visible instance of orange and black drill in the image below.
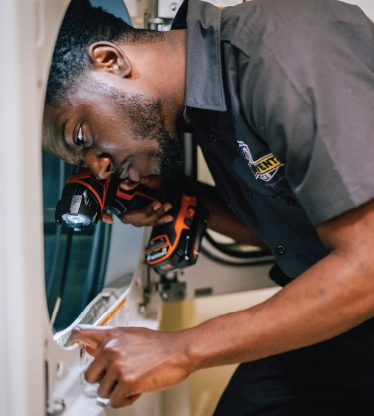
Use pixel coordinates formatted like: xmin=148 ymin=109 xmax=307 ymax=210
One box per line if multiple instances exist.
xmin=55 ymin=166 xmax=208 ymax=274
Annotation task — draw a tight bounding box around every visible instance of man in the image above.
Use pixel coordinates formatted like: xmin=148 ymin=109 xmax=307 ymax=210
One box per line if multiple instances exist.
xmin=43 ymin=0 xmax=374 ymax=413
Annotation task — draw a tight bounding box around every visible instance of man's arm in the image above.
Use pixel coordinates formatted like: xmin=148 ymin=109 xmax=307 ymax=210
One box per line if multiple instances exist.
xmin=67 ymin=198 xmax=374 ymax=408
xmin=185 ymin=197 xmax=374 ymax=368
xmin=114 ymin=175 xmax=267 ymax=248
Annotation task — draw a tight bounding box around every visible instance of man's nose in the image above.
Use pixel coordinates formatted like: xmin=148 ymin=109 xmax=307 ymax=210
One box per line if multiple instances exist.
xmin=84 ymin=151 xmax=112 ymax=180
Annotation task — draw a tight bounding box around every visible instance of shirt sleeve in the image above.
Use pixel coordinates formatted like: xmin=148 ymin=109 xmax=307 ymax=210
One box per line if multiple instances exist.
xmin=236 ymin=0 xmax=374 ymax=226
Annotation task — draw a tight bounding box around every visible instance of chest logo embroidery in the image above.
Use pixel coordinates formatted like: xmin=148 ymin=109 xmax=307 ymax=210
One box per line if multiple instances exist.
xmin=237 ymin=140 xmax=283 ymax=182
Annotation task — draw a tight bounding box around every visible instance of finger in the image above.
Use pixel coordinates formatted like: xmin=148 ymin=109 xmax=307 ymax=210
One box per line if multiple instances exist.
xmin=152 ymin=214 xmax=174 ymax=226
xmin=65 ymin=325 xmax=112 ymax=349
xmin=84 ymin=337 xmax=122 ymax=384
xmin=151 ymin=202 xmax=173 ymax=225
xmin=119 ymin=175 xmax=163 ymax=191
xmin=84 ymin=354 xmax=109 ymax=384
xmin=118 ymin=204 xmax=154 ymax=225
xmin=138 ymin=174 xmax=164 ymax=189
xmin=137 ymin=202 xmax=173 ymax=225
xmin=101 ymin=211 xmax=113 ymax=224
xmin=142 ymin=202 xmax=173 ymax=224
xmin=130 ymin=213 xmax=173 ymax=227
xmin=111 ymin=393 xmax=141 ymax=408
xmin=85 ymin=344 xmax=99 ymax=357
xmin=110 ymin=381 xmax=142 ymax=408
xmin=151 ymin=201 xmax=162 ymax=211
xmin=97 ymin=367 xmax=119 ymax=399
xmin=160 ymin=202 xmax=172 ymax=213
xmin=118 ymin=179 xmax=140 ymax=191
xmin=119 ymin=203 xmax=173 ymax=226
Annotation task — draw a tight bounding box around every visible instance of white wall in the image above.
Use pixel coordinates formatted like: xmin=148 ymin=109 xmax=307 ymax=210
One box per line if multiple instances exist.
xmin=344 ymin=0 xmax=374 ymax=20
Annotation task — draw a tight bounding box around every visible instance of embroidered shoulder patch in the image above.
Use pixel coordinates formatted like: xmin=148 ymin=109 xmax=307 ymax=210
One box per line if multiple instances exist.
xmin=237 ymin=140 xmax=283 ymax=182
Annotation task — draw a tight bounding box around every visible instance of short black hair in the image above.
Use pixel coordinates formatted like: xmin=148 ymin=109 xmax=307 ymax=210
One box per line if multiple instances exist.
xmin=45 ymin=0 xmax=161 ymax=106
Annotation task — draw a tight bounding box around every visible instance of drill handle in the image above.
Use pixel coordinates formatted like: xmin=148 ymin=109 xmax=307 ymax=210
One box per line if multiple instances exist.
xmin=108 ymin=183 xmax=163 ymax=216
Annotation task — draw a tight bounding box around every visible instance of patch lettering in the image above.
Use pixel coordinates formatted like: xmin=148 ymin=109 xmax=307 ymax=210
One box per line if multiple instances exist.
xmin=237 ymin=140 xmax=283 ymax=182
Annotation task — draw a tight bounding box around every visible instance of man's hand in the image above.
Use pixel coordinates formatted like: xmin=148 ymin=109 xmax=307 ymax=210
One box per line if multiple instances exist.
xmin=102 ymin=174 xmax=267 ymax=247
xmin=66 ymin=325 xmax=191 ymax=408
xmin=101 ymin=202 xmax=173 ymax=227
xmin=119 ymin=201 xmax=173 ymax=227
xmin=101 ymin=174 xmax=174 ymax=227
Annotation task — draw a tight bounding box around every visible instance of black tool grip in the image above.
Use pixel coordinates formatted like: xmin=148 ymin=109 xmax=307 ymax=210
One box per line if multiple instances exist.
xmin=108 ymin=181 xmax=162 ymax=216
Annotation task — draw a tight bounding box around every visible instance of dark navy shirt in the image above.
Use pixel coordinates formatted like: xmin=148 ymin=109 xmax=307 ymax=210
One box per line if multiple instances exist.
xmin=172 ymin=0 xmax=374 ymax=278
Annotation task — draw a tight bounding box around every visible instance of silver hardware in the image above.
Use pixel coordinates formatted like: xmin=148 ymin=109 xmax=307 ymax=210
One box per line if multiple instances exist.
xmin=156 ymin=274 xmax=186 ymax=302
xmin=147 ymin=17 xmax=165 ymax=31
xmin=47 ymin=398 xmax=65 ymax=416
xmin=138 ymin=303 xmax=147 ymax=314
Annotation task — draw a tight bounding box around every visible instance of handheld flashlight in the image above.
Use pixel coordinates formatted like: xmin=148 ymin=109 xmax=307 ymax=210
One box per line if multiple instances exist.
xmin=55 ymin=167 xmax=160 ymax=229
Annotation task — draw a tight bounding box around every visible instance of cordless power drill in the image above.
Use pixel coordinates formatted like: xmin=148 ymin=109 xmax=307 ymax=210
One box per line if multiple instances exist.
xmin=55 ymin=166 xmax=208 ymax=274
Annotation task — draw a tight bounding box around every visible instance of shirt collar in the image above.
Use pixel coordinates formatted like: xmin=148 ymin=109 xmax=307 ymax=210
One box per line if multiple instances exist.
xmin=172 ymin=0 xmax=227 ymax=112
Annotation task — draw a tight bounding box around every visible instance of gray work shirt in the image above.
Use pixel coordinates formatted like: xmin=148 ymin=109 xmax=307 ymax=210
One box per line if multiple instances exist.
xmin=172 ymin=0 xmax=374 ymax=279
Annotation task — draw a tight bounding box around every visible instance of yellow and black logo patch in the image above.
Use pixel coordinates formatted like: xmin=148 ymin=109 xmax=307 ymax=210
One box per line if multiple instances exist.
xmin=250 ymin=154 xmax=282 ymax=179
xmin=237 ymin=140 xmax=284 ymax=182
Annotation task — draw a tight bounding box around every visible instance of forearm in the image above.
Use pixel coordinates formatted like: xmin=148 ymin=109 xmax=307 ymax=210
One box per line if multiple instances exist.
xmin=203 ymin=195 xmax=266 ymax=247
xmin=179 ymin=249 xmax=374 ymax=372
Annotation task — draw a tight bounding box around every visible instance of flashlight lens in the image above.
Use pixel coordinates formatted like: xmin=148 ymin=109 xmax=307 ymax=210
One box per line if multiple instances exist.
xmin=62 ymin=213 xmax=92 ymax=228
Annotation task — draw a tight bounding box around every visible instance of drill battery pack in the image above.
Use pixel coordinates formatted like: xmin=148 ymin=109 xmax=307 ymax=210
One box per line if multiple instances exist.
xmin=145 ymin=194 xmax=208 ymax=274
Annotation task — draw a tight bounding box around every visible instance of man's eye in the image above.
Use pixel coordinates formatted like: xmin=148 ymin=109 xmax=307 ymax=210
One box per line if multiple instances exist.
xmin=75 ymin=126 xmax=85 ymax=147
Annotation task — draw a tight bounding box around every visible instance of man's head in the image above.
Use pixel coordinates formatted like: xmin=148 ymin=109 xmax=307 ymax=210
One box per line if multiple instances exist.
xmin=43 ymin=0 xmax=185 ymax=186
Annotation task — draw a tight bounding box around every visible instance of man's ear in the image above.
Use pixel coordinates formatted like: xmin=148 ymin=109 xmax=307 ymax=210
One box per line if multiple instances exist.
xmin=88 ymin=41 xmax=132 ymax=77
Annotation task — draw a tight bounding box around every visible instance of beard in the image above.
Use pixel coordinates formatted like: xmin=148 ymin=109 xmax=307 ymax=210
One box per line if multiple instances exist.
xmin=94 ymin=83 xmax=185 ymax=179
